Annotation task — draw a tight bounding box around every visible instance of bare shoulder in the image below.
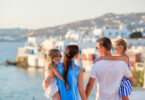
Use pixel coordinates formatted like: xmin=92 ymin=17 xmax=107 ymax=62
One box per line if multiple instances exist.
xmin=123 ymin=55 xmax=129 ymax=63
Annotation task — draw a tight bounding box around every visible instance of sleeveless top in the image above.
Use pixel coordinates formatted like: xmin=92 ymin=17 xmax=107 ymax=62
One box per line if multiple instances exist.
xmin=57 ymin=60 xmax=81 ymax=100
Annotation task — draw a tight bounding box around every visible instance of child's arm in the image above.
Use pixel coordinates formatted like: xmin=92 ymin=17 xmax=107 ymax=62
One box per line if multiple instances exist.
xmin=93 ymin=56 xmax=128 ymax=64
xmin=43 ymin=75 xmax=52 ymax=90
xmin=53 ymin=68 xmax=65 ymax=81
xmin=52 ymin=68 xmax=69 ymax=89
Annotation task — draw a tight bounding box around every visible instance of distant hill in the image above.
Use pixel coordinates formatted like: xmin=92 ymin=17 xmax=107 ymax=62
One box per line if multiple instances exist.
xmin=0 ymin=28 xmax=28 ymax=41
xmin=0 ymin=12 xmax=145 ymax=41
xmin=27 ymin=12 xmax=145 ymax=37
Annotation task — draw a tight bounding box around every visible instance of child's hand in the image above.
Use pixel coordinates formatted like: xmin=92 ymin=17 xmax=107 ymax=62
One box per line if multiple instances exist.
xmin=65 ymin=83 xmax=69 ymax=90
xmin=93 ymin=59 xmax=96 ymax=63
xmin=96 ymin=90 xmax=98 ymax=95
xmin=93 ymin=57 xmax=101 ymax=63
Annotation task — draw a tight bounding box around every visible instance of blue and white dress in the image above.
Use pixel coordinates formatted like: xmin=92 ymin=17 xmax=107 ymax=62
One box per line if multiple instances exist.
xmin=119 ymin=55 xmax=132 ymax=97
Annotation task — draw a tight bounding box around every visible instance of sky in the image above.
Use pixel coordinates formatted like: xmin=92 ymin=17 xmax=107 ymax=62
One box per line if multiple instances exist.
xmin=0 ymin=0 xmax=145 ymax=29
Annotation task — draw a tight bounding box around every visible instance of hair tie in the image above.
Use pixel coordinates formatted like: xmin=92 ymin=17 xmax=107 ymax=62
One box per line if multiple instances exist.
xmin=66 ymin=54 xmax=70 ymax=58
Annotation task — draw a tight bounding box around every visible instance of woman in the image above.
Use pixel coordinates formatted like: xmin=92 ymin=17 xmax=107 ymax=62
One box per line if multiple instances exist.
xmin=57 ymin=45 xmax=87 ymax=100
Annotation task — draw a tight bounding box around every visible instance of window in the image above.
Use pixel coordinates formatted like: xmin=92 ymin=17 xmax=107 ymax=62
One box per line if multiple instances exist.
xmin=109 ymin=32 xmax=111 ymax=36
xmin=116 ymin=32 xmax=118 ymax=36
xmin=122 ymin=32 xmax=124 ymax=36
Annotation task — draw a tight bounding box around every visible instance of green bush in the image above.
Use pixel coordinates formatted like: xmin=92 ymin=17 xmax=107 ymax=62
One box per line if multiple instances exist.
xmin=131 ymin=70 xmax=144 ymax=87
xmin=130 ymin=31 xmax=142 ymax=39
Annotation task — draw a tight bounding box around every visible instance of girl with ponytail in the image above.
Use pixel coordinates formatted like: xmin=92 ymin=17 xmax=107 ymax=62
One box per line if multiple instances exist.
xmin=57 ymin=45 xmax=87 ymax=100
xmin=42 ymin=49 xmax=69 ymax=100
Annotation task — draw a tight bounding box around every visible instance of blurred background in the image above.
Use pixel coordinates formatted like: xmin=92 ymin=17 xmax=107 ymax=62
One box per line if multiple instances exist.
xmin=0 ymin=0 xmax=145 ymax=100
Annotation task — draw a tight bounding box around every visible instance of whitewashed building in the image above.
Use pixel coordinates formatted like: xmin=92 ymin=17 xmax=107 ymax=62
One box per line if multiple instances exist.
xmin=93 ymin=24 xmax=131 ymax=39
xmin=126 ymin=39 xmax=145 ymax=47
xmin=65 ymin=29 xmax=81 ymax=40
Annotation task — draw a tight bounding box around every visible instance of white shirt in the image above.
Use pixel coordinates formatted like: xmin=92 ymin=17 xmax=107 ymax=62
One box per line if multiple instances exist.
xmin=89 ymin=60 xmax=133 ymax=100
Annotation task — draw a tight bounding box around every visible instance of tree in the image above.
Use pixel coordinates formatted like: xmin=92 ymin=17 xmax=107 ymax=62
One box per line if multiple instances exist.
xmin=130 ymin=31 xmax=142 ymax=39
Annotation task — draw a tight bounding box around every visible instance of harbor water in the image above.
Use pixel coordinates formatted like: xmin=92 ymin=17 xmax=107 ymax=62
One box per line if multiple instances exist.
xmin=0 ymin=42 xmax=145 ymax=100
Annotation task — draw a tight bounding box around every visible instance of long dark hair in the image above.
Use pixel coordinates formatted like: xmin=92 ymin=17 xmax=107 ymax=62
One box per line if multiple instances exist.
xmin=63 ymin=45 xmax=79 ymax=85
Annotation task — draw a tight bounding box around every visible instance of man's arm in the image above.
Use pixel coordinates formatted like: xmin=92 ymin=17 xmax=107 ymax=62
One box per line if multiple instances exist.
xmin=86 ymin=77 xmax=96 ymax=99
xmin=128 ymin=77 xmax=135 ymax=85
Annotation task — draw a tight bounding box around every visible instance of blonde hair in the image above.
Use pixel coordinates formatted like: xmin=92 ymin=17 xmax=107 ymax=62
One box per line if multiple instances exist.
xmin=115 ymin=39 xmax=127 ymax=53
xmin=48 ymin=49 xmax=60 ymax=76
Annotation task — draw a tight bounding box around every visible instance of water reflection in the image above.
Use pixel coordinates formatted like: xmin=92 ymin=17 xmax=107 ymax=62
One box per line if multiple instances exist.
xmin=1 ymin=64 xmax=145 ymax=100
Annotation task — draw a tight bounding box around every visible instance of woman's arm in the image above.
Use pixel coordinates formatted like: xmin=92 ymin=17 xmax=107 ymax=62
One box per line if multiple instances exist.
xmin=78 ymin=69 xmax=87 ymax=100
xmin=52 ymin=68 xmax=69 ymax=89
xmin=93 ymin=56 xmax=128 ymax=64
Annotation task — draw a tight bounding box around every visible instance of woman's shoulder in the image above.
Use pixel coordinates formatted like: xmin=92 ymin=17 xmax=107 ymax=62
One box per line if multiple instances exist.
xmin=72 ymin=63 xmax=81 ymax=72
xmin=72 ymin=64 xmax=81 ymax=76
xmin=75 ymin=64 xmax=81 ymax=69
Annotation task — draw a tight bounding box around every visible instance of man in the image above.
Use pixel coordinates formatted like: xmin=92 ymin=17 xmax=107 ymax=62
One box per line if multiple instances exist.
xmin=86 ymin=37 xmax=134 ymax=100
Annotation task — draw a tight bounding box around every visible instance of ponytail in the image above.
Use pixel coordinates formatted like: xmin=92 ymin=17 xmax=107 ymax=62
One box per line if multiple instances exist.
xmin=63 ymin=45 xmax=79 ymax=86
xmin=63 ymin=55 xmax=72 ymax=85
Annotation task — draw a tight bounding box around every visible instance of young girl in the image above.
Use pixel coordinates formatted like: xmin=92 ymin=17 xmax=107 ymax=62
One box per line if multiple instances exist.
xmin=93 ymin=39 xmax=135 ymax=100
xmin=42 ymin=49 xmax=69 ymax=100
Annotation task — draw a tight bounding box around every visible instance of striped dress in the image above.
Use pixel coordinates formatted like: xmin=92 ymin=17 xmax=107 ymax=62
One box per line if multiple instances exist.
xmin=119 ymin=55 xmax=132 ymax=97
